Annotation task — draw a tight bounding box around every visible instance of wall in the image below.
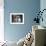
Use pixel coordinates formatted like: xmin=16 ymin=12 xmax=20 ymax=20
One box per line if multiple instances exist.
xmin=40 ymin=0 xmax=46 ymax=27
xmin=0 ymin=0 xmax=4 ymax=42
xmin=4 ymin=0 xmax=40 ymax=42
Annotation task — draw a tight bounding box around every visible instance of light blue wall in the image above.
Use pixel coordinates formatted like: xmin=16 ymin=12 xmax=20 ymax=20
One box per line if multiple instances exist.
xmin=4 ymin=0 xmax=40 ymax=42
xmin=40 ymin=0 xmax=46 ymax=27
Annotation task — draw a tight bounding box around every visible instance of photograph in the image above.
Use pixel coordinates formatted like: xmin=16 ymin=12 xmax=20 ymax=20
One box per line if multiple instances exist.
xmin=10 ymin=13 xmax=24 ymax=24
xmin=0 ymin=0 xmax=46 ymax=46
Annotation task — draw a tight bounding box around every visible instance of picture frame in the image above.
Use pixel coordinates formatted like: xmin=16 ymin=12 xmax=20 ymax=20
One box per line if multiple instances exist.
xmin=10 ymin=13 xmax=24 ymax=24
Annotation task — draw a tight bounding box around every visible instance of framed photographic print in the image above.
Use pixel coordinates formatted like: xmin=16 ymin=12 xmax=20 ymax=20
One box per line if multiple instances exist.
xmin=10 ymin=13 xmax=24 ymax=24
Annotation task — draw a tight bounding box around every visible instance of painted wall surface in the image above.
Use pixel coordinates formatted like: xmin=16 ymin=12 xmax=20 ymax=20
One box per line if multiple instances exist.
xmin=40 ymin=0 xmax=46 ymax=27
xmin=0 ymin=0 xmax=4 ymax=42
xmin=4 ymin=0 xmax=40 ymax=42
